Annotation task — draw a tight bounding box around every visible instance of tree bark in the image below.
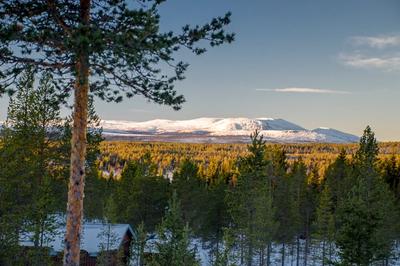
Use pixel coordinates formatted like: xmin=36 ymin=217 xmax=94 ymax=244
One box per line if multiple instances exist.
xmin=304 ymin=226 xmax=309 ymax=266
xmin=247 ymin=210 xmax=254 ymax=266
xmin=240 ymin=234 xmax=244 ymax=265
xmin=63 ymin=60 xmax=89 ymax=264
xmin=266 ymin=242 xmax=271 ymax=266
xmin=321 ymin=240 xmax=326 ymax=266
xmin=63 ymin=1 xmax=91 ymax=265
xmin=296 ymin=237 xmax=300 ymax=266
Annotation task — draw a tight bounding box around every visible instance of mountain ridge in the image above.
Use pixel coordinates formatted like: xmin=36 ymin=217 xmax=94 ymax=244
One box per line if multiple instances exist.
xmin=100 ymin=117 xmax=359 ymax=144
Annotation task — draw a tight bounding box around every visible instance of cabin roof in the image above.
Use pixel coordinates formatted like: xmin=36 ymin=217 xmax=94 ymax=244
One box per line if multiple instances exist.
xmin=20 ymin=222 xmax=134 ymax=256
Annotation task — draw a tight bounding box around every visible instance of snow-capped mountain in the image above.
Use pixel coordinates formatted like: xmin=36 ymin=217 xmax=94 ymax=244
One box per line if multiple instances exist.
xmin=101 ymin=117 xmax=359 ymax=143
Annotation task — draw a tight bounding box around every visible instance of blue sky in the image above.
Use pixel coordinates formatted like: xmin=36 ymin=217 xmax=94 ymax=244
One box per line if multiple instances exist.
xmin=1 ymin=0 xmax=400 ymax=140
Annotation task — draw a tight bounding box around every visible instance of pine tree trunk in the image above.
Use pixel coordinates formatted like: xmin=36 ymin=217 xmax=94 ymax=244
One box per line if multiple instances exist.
xmin=304 ymin=234 xmax=309 ymax=266
xmin=290 ymin=243 xmax=294 ymax=266
xmin=321 ymin=240 xmax=326 ymax=266
xmin=296 ymin=237 xmax=300 ymax=266
xmin=215 ymin=233 xmax=220 ymax=264
xmin=248 ymin=213 xmax=254 ymax=266
xmin=259 ymin=247 xmax=264 ymax=266
xmin=63 ymin=62 xmax=89 ymax=264
xmin=63 ymin=1 xmax=91 ymax=265
xmin=281 ymin=242 xmax=285 ymax=266
xmin=266 ymin=242 xmax=271 ymax=266
xmin=240 ymin=234 xmax=244 ymax=265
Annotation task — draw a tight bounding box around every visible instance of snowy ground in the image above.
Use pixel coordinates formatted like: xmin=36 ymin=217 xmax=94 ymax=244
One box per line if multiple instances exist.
xmin=193 ymin=239 xmax=400 ymax=266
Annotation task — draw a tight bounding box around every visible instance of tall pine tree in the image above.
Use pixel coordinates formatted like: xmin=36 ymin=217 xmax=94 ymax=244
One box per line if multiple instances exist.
xmin=227 ymin=131 xmax=276 ymax=266
xmin=336 ymin=126 xmax=398 ymax=265
xmin=0 ymin=2 xmax=233 ymax=263
xmin=0 ymin=69 xmax=63 ymax=265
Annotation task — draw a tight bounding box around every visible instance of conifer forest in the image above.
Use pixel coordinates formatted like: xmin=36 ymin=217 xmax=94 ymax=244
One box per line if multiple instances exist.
xmin=1 ymin=0 xmax=400 ymax=265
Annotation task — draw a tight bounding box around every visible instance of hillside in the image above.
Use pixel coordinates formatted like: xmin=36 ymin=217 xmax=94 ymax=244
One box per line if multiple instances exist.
xmin=101 ymin=117 xmax=359 ymax=143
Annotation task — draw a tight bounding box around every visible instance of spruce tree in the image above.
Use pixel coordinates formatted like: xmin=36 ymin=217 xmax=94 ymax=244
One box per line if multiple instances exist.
xmin=313 ymin=186 xmax=335 ymax=266
xmin=323 ymin=149 xmax=350 ymax=214
xmin=336 ymin=178 xmax=396 ymax=265
xmin=271 ymin=148 xmax=294 ymax=266
xmin=114 ymin=155 xmax=170 ymax=231
xmin=151 ymin=191 xmax=199 ymax=266
xmin=226 ymin=131 xmax=276 ymax=266
xmin=380 ymin=155 xmax=400 ymax=199
xmin=201 ymin=175 xmax=231 ymax=264
xmin=129 ymin=222 xmax=148 ymax=266
xmin=0 ymin=69 xmax=37 ymax=265
xmin=303 ymin=164 xmax=320 ymax=265
xmin=336 ymin=126 xmax=398 ymax=264
xmin=0 ymin=69 xmax=63 ymax=265
xmin=288 ymin=159 xmax=308 ymax=266
xmin=253 ymin=180 xmax=278 ymax=266
xmin=172 ymin=159 xmax=206 ymax=233
xmin=214 ymin=228 xmax=236 ymax=266
xmin=96 ymin=196 xmax=121 ymax=266
xmin=354 ymin=126 xmax=379 ymax=169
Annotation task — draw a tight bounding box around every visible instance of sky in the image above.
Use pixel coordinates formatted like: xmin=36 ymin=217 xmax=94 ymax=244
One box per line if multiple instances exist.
xmin=1 ymin=0 xmax=400 ymax=140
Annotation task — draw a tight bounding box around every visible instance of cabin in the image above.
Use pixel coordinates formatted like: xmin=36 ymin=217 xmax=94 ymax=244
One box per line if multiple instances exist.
xmin=19 ymin=222 xmax=134 ymax=265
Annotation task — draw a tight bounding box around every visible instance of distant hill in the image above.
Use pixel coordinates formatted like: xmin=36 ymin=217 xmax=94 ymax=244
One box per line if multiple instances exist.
xmin=100 ymin=117 xmax=359 ymax=144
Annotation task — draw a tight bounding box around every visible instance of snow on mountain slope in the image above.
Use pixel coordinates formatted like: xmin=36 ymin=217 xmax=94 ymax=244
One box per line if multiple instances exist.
xmin=311 ymin=127 xmax=359 ymax=143
xmin=101 ymin=117 xmax=359 ymax=143
xmin=102 ymin=117 xmax=304 ymax=133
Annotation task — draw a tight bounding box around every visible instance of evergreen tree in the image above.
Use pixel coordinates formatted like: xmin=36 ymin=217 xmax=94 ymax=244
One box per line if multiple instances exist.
xmin=0 ymin=69 xmax=63 ymax=265
xmin=97 ymin=195 xmax=124 ymax=266
xmin=28 ymin=72 xmax=63 ymax=265
xmin=288 ymin=159 xmax=308 ymax=266
xmin=151 ymin=191 xmax=199 ymax=266
xmin=380 ymin=155 xmax=400 ymax=199
xmin=303 ymin=164 xmax=320 ymax=265
xmin=271 ymin=148 xmax=295 ymax=266
xmin=0 ymin=69 xmax=36 ymax=265
xmin=129 ymin=222 xmax=148 ymax=266
xmin=227 ymin=131 xmax=276 ymax=266
xmin=0 ymin=2 xmax=233 ymax=262
xmin=114 ymin=154 xmax=170 ymax=231
xmin=354 ymin=126 xmax=379 ymax=168
xmin=313 ymin=186 xmax=335 ymax=266
xmin=60 ymin=97 xmax=105 ymax=217
xmin=336 ymin=178 xmax=396 ymax=265
xmin=202 ymin=175 xmax=231 ymax=264
xmin=214 ymin=228 xmax=237 ymax=266
xmin=336 ymin=126 xmax=398 ymax=265
xmin=323 ymin=149 xmax=350 ymax=214
xmin=253 ymin=180 xmax=278 ymax=266
xmin=172 ymin=159 xmax=206 ymax=233
xmin=0 ymin=69 xmax=102 ymax=265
